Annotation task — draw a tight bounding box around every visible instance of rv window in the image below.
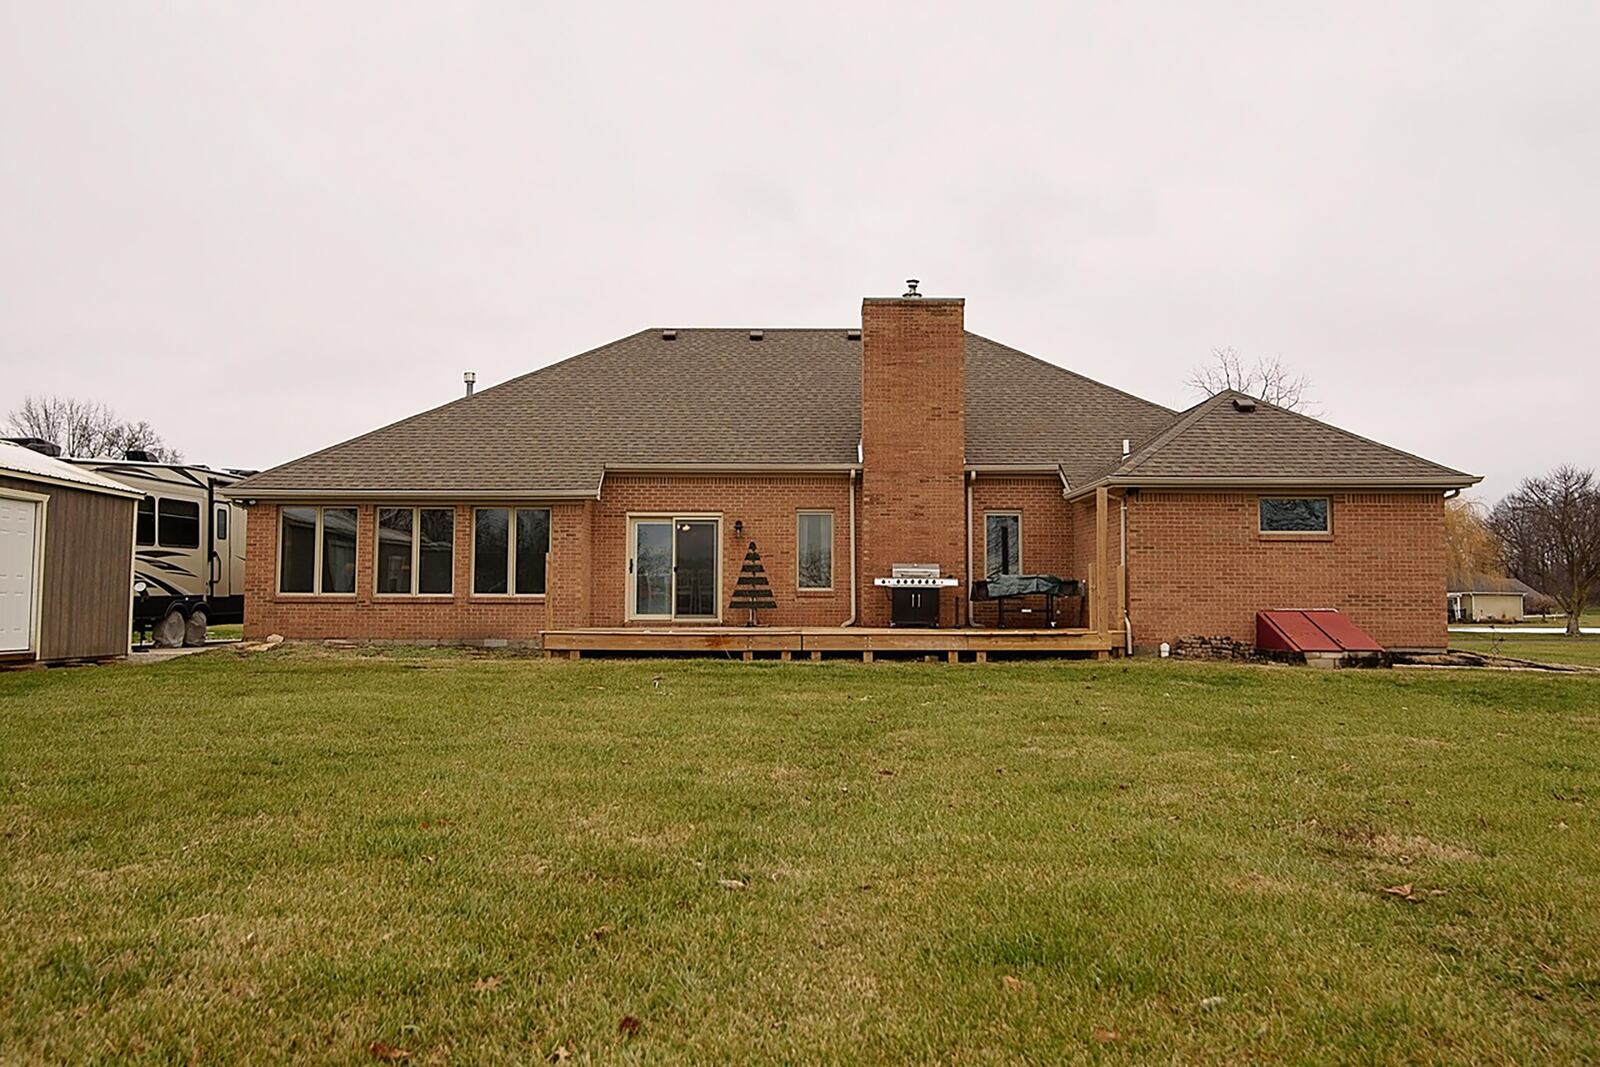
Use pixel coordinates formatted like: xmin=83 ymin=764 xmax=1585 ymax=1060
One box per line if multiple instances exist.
xmin=985 ymin=513 xmax=1021 ymax=577
xmin=215 ymin=507 xmax=228 ymax=541
xmin=136 ymin=496 xmax=156 ymax=546
xmin=158 ymin=498 xmax=201 ymax=549
xmin=797 ymin=511 xmax=833 ymax=590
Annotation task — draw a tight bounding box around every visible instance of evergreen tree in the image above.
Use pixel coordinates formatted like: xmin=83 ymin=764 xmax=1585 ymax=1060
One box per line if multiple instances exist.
xmin=730 ymin=540 xmax=776 ymax=625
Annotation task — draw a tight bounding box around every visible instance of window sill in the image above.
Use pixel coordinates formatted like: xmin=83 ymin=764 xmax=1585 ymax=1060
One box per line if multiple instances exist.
xmin=373 ymin=594 xmax=457 ymax=601
xmin=1257 ymin=532 xmax=1334 ymax=543
xmin=273 ymin=593 xmax=359 ymax=601
xmin=795 ymin=587 xmax=835 ymax=596
xmin=468 ymin=594 xmax=547 ymax=601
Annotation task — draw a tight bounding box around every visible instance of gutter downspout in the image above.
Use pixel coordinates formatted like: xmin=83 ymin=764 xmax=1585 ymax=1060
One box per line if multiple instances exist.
xmin=1121 ymin=493 xmax=1133 ymax=655
xmin=840 ymin=468 xmax=858 ymax=627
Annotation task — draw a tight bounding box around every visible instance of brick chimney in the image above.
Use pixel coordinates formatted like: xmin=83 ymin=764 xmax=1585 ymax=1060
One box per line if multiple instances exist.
xmin=858 ymin=283 xmax=967 ymax=626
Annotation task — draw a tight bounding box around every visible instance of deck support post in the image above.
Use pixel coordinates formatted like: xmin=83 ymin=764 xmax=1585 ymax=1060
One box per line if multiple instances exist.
xmin=976 ymin=651 xmax=988 ymax=664
xmin=780 ymin=650 xmax=792 ymax=662
xmin=567 ymin=649 xmax=581 ymax=662
xmin=741 ymin=650 xmax=754 ymax=662
xmin=862 ymin=650 xmax=874 ymax=663
xmin=947 ymin=650 xmax=959 ymax=664
xmin=1093 ymin=486 xmax=1109 ymax=638
xmin=810 ymin=650 xmax=823 ymax=661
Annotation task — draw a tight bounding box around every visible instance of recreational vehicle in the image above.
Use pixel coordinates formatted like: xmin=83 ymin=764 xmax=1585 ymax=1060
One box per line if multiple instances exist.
xmin=67 ymin=453 xmax=253 ymax=645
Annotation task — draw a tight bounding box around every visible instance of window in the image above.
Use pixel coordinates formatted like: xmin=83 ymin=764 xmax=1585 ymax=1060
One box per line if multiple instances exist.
xmin=474 ymin=507 xmax=549 ymax=595
xmin=157 ymin=498 xmax=200 ymax=548
xmin=985 ymin=513 xmax=1021 ymax=577
xmin=1259 ymin=496 xmax=1330 ymax=534
xmin=376 ymin=507 xmax=454 ymax=595
xmin=215 ymin=507 xmax=228 ymax=541
xmin=797 ymin=511 xmax=833 ymax=590
xmin=136 ymin=495 xmax=155 ymax=546
xmin=278 ymin=505 xmax=358 ymax=594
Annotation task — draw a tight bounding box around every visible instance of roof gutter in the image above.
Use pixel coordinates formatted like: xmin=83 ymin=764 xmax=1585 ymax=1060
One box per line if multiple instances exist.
xmin=0 ymin=469 xmax=144 ymax=500
xmin=219 ymin=487 xmax=604 ymax=503
xmin=1062 ymin=473 xmax=1482 ymax=502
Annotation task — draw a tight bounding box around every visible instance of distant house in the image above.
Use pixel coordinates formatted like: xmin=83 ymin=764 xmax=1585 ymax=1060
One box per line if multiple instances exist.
xmin=1 ymin=440 xmax=142 ymax=665
xmin=225 ymin=285 xmax=1480 ymax=653
xmin=1448 ymin=573 xmax=1537 ymax=623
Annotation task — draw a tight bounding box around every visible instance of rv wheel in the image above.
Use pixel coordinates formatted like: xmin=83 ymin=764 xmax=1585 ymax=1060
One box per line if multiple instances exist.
xmin=153 ymin=609 xmax=187 ymax=648
xmin=183 ymin=607 xmax=209 ymax=647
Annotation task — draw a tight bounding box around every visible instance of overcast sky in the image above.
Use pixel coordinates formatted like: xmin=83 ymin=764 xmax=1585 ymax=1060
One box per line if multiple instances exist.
xmin=2 ymin=3 xmax=1595 ymax=501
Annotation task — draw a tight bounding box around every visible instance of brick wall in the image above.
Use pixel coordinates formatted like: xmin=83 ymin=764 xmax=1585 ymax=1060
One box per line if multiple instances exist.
xmin=968 ymin=475 xmax=1077 ymax=627
xmin=592 ymin=473 xmax=856 ymax=627
xmin=1125 ymin=490 xmax=1447 ymax=650
xmin=858 ymin=297 xmax=967 ymax=626
xmin=244 ymin=501 xmax=584 ymax=643
xmin=242 ymin=474 xmax=859 ymax=640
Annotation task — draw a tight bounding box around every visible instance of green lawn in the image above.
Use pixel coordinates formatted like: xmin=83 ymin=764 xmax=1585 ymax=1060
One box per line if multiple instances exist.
xmin=1451 ymin=633 xmax=1600 ymax=669
xmin=2 ymin=651 xmax=1598 ymax=1063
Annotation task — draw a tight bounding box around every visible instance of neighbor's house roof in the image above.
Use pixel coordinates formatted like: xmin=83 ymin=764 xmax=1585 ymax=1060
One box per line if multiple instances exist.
xmin=228 ymin=330 xmax=1477 ymax=499
xmin=1448 ymin=572 xmax=1538 ymax=596
xmin=1064 ymin=390 xmax=1478 ymax=498
xmin=0 ymin=441 xmax=144 ymax=498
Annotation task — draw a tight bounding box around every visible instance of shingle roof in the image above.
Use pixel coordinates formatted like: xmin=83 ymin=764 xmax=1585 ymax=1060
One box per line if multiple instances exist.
xmin=1075 ymin=390 xmax=1477 ymax=491
xmin=229 ymin=333 xmax=1475 ymax=497
xmin=1448 ymin=572 xmax=1538 ymax=596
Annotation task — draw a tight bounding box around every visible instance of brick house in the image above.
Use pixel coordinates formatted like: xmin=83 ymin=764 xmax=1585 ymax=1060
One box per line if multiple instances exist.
xmin=226 ymin=286 xmax=1477 ymax=653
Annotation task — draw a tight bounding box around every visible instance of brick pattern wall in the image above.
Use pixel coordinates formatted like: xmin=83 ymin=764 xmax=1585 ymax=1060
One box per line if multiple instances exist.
xmin=592 ymin=474 xmax=855 ymax=627
xmin=1125 ymin=490 xmax=1447 ymax=650
xmin=858 ymin=297 xmax=967 ymax=626
xmin=968 ymin=475 xmax=1078 ymax=627
xmin=244 ymin=501 xmax=588 ymax=643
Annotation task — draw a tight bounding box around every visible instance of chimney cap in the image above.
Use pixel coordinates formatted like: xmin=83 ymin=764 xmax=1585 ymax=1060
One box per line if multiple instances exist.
xmin=903 ymin=278 xmax=921 ymax=297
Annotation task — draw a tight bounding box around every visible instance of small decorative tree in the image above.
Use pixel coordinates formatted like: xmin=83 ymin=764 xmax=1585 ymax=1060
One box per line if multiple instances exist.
xmin=730 ymin=540 xmax=777 ymax=625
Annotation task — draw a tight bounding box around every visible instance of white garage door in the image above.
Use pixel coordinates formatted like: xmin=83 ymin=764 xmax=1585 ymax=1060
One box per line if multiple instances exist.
xmin=0 ymin=497 xmax=40 ymax=653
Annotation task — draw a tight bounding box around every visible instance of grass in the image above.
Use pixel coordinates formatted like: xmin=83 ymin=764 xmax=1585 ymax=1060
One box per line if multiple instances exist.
xmin=2 ymin=650 xmax=1598 ymax=1063
xmin=1451 ymin=632 xmax=1600 ymax=668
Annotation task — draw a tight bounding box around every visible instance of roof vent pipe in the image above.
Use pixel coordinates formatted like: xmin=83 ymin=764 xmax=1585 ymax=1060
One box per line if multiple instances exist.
xmin=1122 ymin=438 xmax=1131 ymax=457
xmin=903 ymin=278 xmax=922 ymax=298
xmin=463 ymin=371 xmax=476 ymax=398
xmin=749 ymin=330 xmax=764 ymax=341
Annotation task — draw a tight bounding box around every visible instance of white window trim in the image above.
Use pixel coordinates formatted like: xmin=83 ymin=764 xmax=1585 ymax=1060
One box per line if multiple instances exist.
xmin=374 ymin=506 xmax=455 ymax=597
xmin=1257 ymin=495 xmax=1333 ymax=535
xmin=984 ymin=511 xmax=1023 ymax=578
xmin=470 ymin=506 xmax=551 ymax=597
xmin=276 ymin=505 xmax=359 ymax=596
xmin=795 ymin=509 xmax=834 ymax=592
xmin=624 ymin=513 xmax=723 ymax=623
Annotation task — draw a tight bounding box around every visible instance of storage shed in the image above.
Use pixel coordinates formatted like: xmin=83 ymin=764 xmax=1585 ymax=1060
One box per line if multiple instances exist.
xmin=1 ymin=440 xmax=142 ymax=665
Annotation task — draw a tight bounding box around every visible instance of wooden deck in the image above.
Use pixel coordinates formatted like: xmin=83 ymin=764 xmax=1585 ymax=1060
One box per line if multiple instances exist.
xmin=539 ymin=626 xmax=1118 ymax=661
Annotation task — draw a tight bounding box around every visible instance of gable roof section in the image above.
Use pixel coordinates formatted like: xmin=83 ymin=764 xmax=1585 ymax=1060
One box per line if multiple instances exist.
xmin=1070 ymin=390 xmax=1478 ymax=495
xmin=0 ymin=441 xmax=145 ymax=498
xmin=1448 ymin=572 xmax=1537 ymax=596
xmin=228 ymin=330 xmax=1179 ymax=497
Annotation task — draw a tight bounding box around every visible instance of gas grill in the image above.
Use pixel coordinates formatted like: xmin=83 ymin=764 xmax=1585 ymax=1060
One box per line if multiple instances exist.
xmin=873 ymin=564 xmax=959 ymax=627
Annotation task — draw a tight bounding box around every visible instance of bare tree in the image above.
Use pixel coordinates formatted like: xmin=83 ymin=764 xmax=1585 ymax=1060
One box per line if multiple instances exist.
xmin=4 ymin=395 xmax=181 ymax=461
xmin=1188 ymin=347 xmax=1316 ymax=413
xmin=1489 ymin=465 xmax=1600 ymax=637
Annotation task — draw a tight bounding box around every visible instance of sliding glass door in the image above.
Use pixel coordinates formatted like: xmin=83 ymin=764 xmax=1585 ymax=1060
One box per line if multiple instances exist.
xmin=630 ymin=517 xmax=720 ymax=621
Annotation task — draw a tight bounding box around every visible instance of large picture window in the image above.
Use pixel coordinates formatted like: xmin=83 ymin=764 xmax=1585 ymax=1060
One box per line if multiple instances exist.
xmin=985 ymin=513 xmax=1021 ymax=577
xmin=1259 ymin=496 xmax=1330 ymax=534
xmin=473 ymin=507 xmax=550 ymax=594
xmin=377 ymin=507 xmax=455 ymax=595
xmin=278 ymin=505 xmax=358 ymax=594
xmin=157 ymin=498 xmax=201 ymax=549
xmin=797 ymin=511 xmax=833 ymax=590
